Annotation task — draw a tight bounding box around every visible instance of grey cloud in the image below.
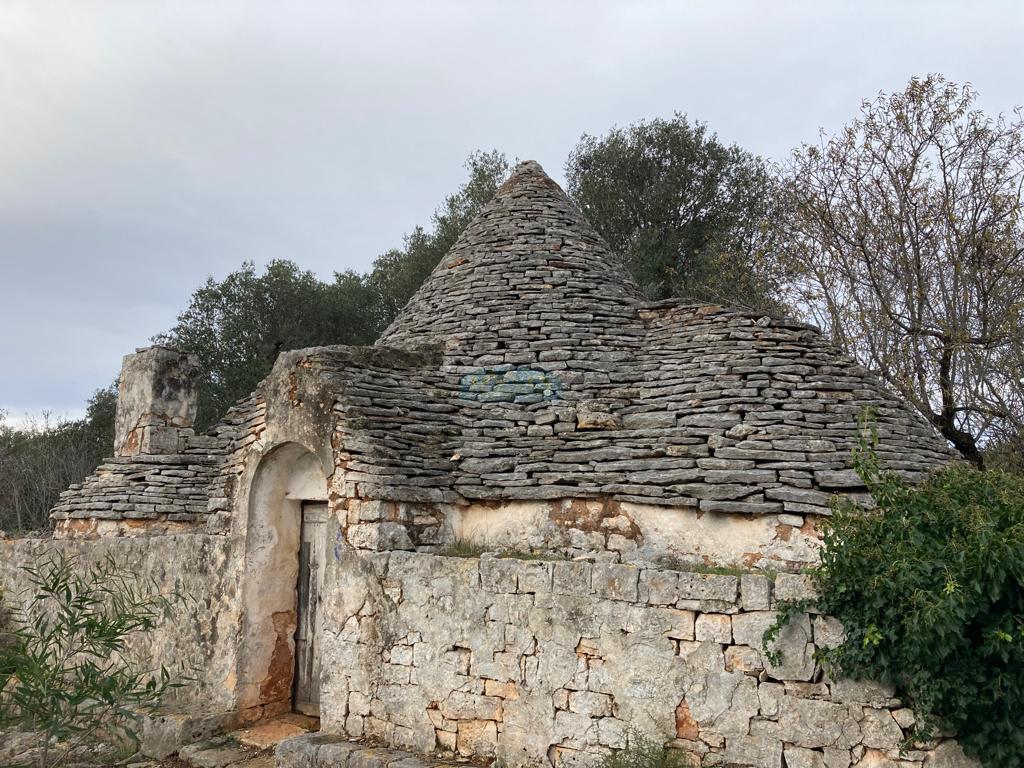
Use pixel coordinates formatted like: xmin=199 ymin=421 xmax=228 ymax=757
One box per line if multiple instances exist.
xmin=2 ymin=0 xmax=1022 ymax=416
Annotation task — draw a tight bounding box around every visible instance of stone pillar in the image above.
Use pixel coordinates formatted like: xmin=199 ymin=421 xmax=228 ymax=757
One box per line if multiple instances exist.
xmin=114 ymin=345 xmax=201 ymax=457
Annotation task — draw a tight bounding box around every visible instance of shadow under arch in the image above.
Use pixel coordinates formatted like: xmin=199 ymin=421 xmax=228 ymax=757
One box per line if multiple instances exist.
xmin=235 ymin=441 xmax=329 ymax=712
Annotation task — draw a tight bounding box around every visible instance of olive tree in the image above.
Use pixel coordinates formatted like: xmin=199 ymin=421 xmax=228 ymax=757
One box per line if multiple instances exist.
xmin=566 ymin=113 xmax=786 ymax=310
xmin=782 ymin=76 xmax=1024 ymax=465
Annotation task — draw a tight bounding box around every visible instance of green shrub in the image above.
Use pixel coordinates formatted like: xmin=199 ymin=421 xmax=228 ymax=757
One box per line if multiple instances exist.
xmin=802 ymin=423 xmax=1024 ymax=766
xmin=0 ymin=552 xmax=186 ymax=767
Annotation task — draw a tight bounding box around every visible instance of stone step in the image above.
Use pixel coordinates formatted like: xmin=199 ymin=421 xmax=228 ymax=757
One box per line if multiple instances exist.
xmin=179 ymin=736 xmax=260 ymax=768
xmin=179 ymin=714 xmax=320 ymax=768
xmin=238 ymin=715 xmax=320 ymax=750
xmin=275 ymin=734 xmax=468 ymax=768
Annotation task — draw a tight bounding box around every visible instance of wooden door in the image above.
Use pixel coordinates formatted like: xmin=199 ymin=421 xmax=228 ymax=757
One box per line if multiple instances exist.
xmin=293 ymin=502 xmax=327 ymax=716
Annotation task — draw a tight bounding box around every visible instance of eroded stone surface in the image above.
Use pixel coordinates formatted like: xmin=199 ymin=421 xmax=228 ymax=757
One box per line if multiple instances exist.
xmin=313 ymin=552 xmax=966 ymax=768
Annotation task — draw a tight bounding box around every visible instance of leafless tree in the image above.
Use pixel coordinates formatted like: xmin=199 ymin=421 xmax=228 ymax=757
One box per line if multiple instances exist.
xmin=0 ymin=410 xmax=110 ymax=534
xmin=781 ymin=75 xmax=1024 ymax=465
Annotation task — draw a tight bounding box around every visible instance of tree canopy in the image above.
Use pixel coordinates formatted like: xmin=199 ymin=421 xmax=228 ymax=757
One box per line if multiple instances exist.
xmin=366 ymin=150 xmax=510 ymax=327
xmin=156 ymin=261 xmax=379 ymax=429
xmin=7 ymin=88 xmax=1024 ymax=535
xmin=0 ymin=387 xmax=116 ymax=533
xmin=565 ymin=113 xmax=785 ymax=310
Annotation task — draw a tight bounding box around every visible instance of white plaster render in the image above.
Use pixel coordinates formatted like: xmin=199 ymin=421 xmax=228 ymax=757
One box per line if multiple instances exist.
xmin=357 ymin=498 xmax=822 ymax=571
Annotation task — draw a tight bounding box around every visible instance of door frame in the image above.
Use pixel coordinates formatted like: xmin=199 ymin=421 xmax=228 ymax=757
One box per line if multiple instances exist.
xmin=235 ymin=443 xmax=330 ymax=712
xmin=293 ymin=501 xmax=328 ymax=716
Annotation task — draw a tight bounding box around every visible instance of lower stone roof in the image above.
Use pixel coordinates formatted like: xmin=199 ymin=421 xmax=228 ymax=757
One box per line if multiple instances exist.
xmin=287 ymin=302 xmax=955 ymax=514
xmin=51 ymin=302 xmax=955 ymax=529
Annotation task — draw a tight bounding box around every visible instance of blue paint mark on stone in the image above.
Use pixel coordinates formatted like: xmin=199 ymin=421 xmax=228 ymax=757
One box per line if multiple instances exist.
xmin=334 ymin=528 xmax=344 ymax=562
xmin=459 ymin=367 xmax=562 ymax=403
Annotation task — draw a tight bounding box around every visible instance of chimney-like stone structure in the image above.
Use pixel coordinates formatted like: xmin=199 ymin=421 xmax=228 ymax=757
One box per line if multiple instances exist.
xmin=114 ymin=345 xmax=201 ymax=457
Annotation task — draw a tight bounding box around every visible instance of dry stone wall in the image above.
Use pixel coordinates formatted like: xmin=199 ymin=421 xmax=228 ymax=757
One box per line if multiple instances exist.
xmin=0 ymin=533 xmax=237 ymax=714
xmin=320 ymin=550 xmax=976 ymax=768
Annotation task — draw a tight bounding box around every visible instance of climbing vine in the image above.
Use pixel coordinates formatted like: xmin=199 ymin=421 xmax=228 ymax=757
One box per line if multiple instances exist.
xmin=772 ymin=418 xmax=1024 ymax=766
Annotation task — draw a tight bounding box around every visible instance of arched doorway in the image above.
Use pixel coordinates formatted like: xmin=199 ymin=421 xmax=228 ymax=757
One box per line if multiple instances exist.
xmin=237 ymin=442 xmax=329 ymax=716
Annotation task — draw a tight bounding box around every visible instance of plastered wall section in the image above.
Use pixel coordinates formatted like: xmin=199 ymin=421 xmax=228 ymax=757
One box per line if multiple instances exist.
xmin=321 ymin=550 xmax=977 ymax=768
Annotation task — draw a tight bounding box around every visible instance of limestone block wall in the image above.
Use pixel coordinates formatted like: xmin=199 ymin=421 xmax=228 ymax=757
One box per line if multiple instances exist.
xmin=0 ymin=534 xmax=238 ymax=714
xmin=321 ymin=551 xmax=976 ymax=768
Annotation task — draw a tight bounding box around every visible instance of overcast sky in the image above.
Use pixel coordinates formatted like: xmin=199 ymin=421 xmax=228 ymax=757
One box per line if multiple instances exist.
xmin=1 ymin=0 xmax=1022 ymax=421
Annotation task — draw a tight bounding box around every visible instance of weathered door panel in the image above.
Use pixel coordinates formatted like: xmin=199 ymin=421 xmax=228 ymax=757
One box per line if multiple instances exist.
xmin=293 ymin=502 xmax=327 ymax=716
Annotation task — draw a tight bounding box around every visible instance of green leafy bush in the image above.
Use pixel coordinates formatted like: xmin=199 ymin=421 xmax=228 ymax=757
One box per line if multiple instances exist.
xmin=0 ymin=552 xmax=186 ymax=767
xmin=806 ymin=426 xmax=1024 ymax=766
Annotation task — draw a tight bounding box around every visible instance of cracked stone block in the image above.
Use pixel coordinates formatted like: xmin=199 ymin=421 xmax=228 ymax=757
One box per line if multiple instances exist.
xmin=786 ymin=745 xmax=828 ymax=768
xmin=732 ymin=611 xmax=816 ymax=680
xmin=860 ymin=708 xmax=904 ymax=749
xmin=141 ymin=713 xmax=190 ymax=759
xmin=591 ymin=562 xmax=639 ymax=601
xmin=553 ymin=561 xmax=593 ymax=595
xmin=568 ymin=690 xmax=613 ymax=717
xmin=695 ymin=613 xmax=732 ymax=643
xmin=388 ymin=645 xmax=414 ymax=666
xmin=830 ymin=678 xmax=897 ymax=708
xmin=456 ymin=720 xmax=498 ymax=757
xmin=740 ymin=573 xmax=771 ymax=610
xmin=517 ymin=561 xmax=553 ymax=593
xmin=779 ymin=696 xmax=861 ymax=750
xmin=440 ymin=691 xmax=503 ymax=721
xmin=923 ymin=741 xmax=982 ymax=768
xmin=676 ymin=572 xmax=739 ymax=604
xmin=823 ymin=748 xmax=853 ymax=768
xmin=775 ymin=572 xmax=819 ymax=603
xmin=639 ymin=568 xmax=679 ymax=605
xmin=435 ymin=729 xmax=456 ymax=751
xmin=723 ymin=733 xmax=783 ymax=768
xmin=484 ymin=679 xmax=519 ymax=699
xmin=891 ymin=708 xmax=915 ymax=730
xmin=347 ymin=522 xmax=413 ymax=551
xmin=725 ymin=645 xmax=762 ymax=674
xmin=758 ymin=681 xmax=784 ymax=718
xmin=813 ymin=615 xmax=845 ymax=648
xmin=657 ymin=607 xmax=696 ymax=640
xmin=553 ymin=710 xmax=597 ymax=749
xmin=481 ymin=558 xmax=521 ymax=593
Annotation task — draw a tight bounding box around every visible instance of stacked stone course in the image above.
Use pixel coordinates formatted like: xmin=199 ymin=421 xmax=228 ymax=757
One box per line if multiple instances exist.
xmin=51 ymin=395 xmax=266 ymax=538
xmin=49 ymin=162 xmax=954 ymax=542
xmin=323 ymin=551 xmax=974 ymax=768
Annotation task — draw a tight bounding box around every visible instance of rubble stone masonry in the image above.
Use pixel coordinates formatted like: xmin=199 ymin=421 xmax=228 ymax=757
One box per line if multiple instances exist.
xmin=320 ymin=550 xmax=976 ymax=768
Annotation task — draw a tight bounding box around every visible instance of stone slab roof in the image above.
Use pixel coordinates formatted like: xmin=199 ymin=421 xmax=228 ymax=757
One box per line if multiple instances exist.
xmin=291 ymin=162 xmax=954 ymax=512
xmin=51 ymin=161 xmax=956 ymax=528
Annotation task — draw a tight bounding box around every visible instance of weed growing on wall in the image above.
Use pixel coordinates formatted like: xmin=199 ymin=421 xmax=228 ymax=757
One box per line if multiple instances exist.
xmin=774 ymin=418 xmax=1024 ymax=767
xmin=599 ymin=729 xmax=692 ymax=768
xmin=0 ymin=553 xmax=187 ymax=768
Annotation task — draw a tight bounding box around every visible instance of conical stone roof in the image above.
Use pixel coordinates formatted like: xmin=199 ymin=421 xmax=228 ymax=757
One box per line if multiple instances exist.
xmin=50 ymin=159 xmax=957 ymax=532
xmin=378 ymin=160 xmax=646 ymax=366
